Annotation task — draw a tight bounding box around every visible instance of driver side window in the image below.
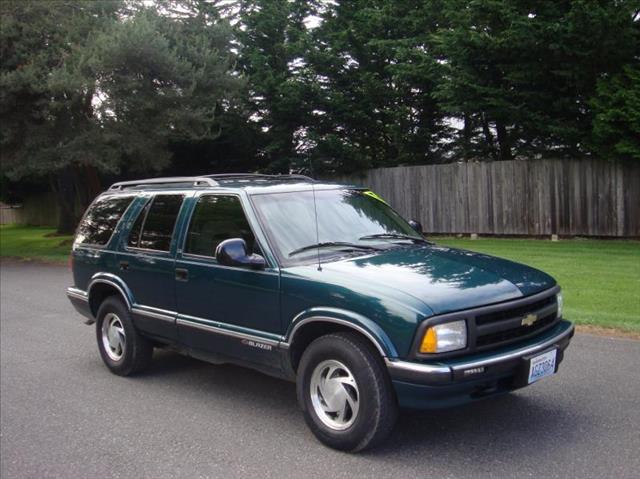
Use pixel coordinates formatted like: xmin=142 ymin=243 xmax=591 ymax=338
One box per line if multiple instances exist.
xmin=185 ymin=195 xmax=258 ymax=257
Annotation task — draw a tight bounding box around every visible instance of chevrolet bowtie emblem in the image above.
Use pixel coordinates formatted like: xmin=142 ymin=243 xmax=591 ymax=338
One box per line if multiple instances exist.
xmin=521 ymin=313 xmax=538 ymax=327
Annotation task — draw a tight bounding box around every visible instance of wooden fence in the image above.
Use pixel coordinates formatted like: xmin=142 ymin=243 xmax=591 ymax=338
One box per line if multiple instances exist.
xmin=3 ymin=160 xmax=638 ymax=236
xmin=330 ymin=159 xmax=640 ymax=237
xmin=0 ymin=193 xmax=59 ymax=227
xmin=0 ymin=205 xmax=22 ymax=225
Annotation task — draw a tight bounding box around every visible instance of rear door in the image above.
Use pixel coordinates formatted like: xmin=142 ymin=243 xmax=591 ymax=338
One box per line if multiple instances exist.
xmin=117 ymin=193 xmax=187 ymax=340
xmin=174 ymin=193 xmax=281 ymax=367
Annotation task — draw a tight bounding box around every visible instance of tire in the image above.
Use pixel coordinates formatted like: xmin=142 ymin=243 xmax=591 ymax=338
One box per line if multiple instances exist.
xmin=297 ymin=332 xmax=398 ymax=452
xmin=95 ymin=296 xmax=153 ymax=376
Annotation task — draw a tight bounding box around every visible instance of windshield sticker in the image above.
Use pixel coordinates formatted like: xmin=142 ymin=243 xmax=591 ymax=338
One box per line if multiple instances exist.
xmin=364 ymin=190 xmax=388 ymax=205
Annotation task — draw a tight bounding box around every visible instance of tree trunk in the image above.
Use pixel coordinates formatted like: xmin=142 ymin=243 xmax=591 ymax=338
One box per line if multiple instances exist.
xmin=50 ymin=164 xmax=103 ymax=234
xmin=481 ymin=113 xmax=498 ymax=161
xmin=75 ymin=163 xmax=102 ymax=209
xmin=495 ymin=121 xmax=513 ymax=161
xmin=50 ymin=166 xmax=78 ymax=234
xmin=462 ymin=113 xmax=472 ymax=158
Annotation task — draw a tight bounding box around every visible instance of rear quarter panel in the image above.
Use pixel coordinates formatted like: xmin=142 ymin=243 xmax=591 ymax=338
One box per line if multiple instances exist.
xmin=71 ymin=195 xmax=148 ymax=292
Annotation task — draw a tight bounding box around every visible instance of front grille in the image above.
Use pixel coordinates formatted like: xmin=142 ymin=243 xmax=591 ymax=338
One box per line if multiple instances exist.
xmin=476 ymin=295 xmax=556 ymax=326
xmin=476 ymin=312 xmax=557 ymax=348
xmin=474 ymin=294 xmax=559 ymax=350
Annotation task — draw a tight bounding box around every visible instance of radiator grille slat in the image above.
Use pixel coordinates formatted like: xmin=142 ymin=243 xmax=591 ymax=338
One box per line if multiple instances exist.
xmin=475 ymin=296 xmax=556 ymax=326
xmin=474 ymin=295 xmax=558 ymax=350
xmin=476 ymin=313 xmax=557 ymax=348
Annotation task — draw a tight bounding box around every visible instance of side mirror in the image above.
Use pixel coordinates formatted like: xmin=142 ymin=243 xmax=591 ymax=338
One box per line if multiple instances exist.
xmin=215 ymin=238 xmax=266 ymax=270
xmin=409 ymin=220 xmax=423 ymax=235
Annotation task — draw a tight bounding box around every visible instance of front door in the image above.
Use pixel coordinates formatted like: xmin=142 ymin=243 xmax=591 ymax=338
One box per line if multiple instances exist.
xmin=174 ymin=194 xmax=281 ymax=367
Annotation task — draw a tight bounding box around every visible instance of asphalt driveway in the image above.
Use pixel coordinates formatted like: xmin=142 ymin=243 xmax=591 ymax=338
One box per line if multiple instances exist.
xmin=1 ymin=261 xmax=639 ymax=478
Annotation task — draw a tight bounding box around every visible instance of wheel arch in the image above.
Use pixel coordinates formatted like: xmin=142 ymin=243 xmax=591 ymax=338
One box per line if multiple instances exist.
xmin=284 ymin=308 xmax=398 ymax=373
xmin=87 ymin=274 xmax=133 ymax=317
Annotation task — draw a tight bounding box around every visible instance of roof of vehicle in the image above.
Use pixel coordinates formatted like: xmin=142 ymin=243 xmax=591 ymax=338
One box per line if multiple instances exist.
xmin=106 ymin=173 xmax=358 ymax=194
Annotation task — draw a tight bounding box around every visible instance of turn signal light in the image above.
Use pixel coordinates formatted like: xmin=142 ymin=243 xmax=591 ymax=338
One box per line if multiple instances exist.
xmin=420 ymin=327 xmax=438 ymax=353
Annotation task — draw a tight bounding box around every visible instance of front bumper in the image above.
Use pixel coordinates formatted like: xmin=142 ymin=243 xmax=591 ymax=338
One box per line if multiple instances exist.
xmin=386 ymin=320 xmax=574 ymax=409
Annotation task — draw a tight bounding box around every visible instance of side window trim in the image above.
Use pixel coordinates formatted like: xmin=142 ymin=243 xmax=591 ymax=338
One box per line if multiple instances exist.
xmin=125 ymin=193 xmax=185 ymax=254
xmin=181 ymin=193 xmax=239 ymax=262
xmin=127 ymin=197 xmax=153 ymax=249
xmin=180 ymin=193 xmax=269 ymax=267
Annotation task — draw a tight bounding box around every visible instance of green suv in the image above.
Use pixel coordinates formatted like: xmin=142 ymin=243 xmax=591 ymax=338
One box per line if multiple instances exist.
xmin=67 ymin=174 xmax=574 ymax=451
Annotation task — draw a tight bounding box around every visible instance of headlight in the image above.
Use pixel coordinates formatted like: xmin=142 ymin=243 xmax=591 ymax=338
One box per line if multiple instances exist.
xmin=557 ymin=292 xmax=563 ymax=318
xmin=419 ymin=319 xmax=467 ymax=353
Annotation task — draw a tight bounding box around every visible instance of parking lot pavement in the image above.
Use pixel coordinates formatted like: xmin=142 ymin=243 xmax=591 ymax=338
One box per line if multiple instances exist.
xmin=1 ymin=260 xmax=639 ymax=479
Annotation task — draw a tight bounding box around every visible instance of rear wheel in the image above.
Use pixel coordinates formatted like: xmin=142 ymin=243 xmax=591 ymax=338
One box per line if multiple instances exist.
xmin=297 ymin=332 xmax=398 ymax=452
xmin=96 ymin=297 xmax=153 ymax=376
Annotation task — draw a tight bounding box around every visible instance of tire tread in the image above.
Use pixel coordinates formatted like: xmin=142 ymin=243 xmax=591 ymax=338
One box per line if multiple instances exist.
xmin=96 ymin=296 xmax=153 ymax=376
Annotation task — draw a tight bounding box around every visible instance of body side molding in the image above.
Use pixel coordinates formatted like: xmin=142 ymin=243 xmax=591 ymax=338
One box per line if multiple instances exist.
xmin=131 ymin=305 xmax=176 ymax=323
xmin=176 ymin=316 xmax=282 ymax=347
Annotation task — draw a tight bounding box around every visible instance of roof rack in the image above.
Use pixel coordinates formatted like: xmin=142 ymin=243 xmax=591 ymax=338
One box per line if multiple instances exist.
xmin=108 ymin=176 xmax=218 ymax=190
xmin=107 ymin=173 xmax=315 ymax=191
xmin=204 ymin=173 xmax=314 ymax=182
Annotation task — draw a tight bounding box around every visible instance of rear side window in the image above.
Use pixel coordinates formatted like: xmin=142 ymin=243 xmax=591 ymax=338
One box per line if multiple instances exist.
xmin=127 ymin=195 xmax=184 ymax=251
xmin=75 ymin=196 xmax=134 ymax=246
xmin=185 ymin=195 xmax=256 ymax=257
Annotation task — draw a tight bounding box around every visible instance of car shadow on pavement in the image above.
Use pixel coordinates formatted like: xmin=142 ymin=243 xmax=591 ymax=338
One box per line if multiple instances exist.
xmin=135 ymin=349 xmax=586 ymax=462
xmin=364 ymin=392 xmax=587 ymax=465
xmin=140 ymin=348 xmax=299 ymax=411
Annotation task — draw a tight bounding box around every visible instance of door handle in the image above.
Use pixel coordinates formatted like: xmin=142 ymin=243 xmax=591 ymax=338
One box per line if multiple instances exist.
xmin=119 ymin=261 xmax=129 ymax=271
xmin=175 ymin=268 xmax=189 ymax=282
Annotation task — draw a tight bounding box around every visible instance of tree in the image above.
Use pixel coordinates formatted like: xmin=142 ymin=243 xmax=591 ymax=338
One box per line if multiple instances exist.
xmin=591 ymin=63 xmax=640 ymax=162
xmin=2 ymin=0 xmax=638 ymax=229
xmin=90 ymin=8 xmax=242 ymax=172
xmin=1 ymin=1 xmax=241 ymax=232
xmin=434 ymin=0 xmax=638 ymax=161
xmin=0 ymin=0 xmax=122 ymax=232
xmin=305 ymin=0 xmax=449 ymax=173
xmin=234 ymin=0 xmax=316 ymax=172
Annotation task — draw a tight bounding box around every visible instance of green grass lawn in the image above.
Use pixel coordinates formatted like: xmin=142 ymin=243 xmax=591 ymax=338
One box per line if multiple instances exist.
xmin=0 ymin=224 xmax=73 ymax=263
xmin=1 ymin=225 xmax=638 ymax=333
xmin=437 ymin=237 xmax=640 ymax=333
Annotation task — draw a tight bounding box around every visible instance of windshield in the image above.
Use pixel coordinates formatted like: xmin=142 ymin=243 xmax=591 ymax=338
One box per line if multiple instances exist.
xmin=251 ymin=189 xmax=422 ymax=266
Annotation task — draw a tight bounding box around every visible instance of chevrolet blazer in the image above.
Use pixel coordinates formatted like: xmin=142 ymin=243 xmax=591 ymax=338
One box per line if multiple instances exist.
xmin=67 ymin=173 xmax=574 ymax=451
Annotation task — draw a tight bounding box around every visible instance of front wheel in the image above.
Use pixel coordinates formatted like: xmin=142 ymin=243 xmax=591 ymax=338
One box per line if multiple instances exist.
xmin=297 ymin=332 xmax=398 ymax=452
xmin=96 ymin=296 xmax=153 ymax=376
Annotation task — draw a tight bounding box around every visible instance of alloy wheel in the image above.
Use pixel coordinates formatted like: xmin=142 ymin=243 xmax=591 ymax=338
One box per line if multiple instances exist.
xmin=101 ymin=313 xmax=126 ymax=361
xmin=309 ymin=359 xmax=360 ymax=430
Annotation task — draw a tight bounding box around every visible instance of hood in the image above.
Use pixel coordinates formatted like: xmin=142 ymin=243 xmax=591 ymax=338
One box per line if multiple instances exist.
xmin=285 ymin=245 xmax=556 ymax=316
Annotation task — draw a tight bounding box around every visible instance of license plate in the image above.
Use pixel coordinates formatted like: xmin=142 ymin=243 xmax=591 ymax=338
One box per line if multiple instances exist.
xmin=527 ymin=349 xmax=557 ymax=384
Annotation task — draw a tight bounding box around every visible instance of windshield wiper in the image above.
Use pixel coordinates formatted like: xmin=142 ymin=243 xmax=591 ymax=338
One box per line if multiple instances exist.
xmin=359 ymin=233 xmax=432 ymax=244
xmin=289 ymin=242 xmax=382 ymax=257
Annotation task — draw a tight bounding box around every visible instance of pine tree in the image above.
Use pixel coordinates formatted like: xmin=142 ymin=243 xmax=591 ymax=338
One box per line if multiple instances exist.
xmin=234 ymin=0 xmax=315 ymax=172
xmin=591 ymin=63 xmax=640 ymax=162
xmin=0 ymin=0 xmax=123 ymax=232
xmin=0 ymin=1 xmax=241 ymax=232
xmin=434 ymin=0 xmax=638 ymax=161
xmin=305 ymin=0 xmax=448 ymax=173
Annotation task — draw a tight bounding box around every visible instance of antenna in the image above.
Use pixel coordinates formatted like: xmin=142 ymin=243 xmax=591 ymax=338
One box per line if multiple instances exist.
xmin=308 ymin=158 xmax=322 ymax=271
